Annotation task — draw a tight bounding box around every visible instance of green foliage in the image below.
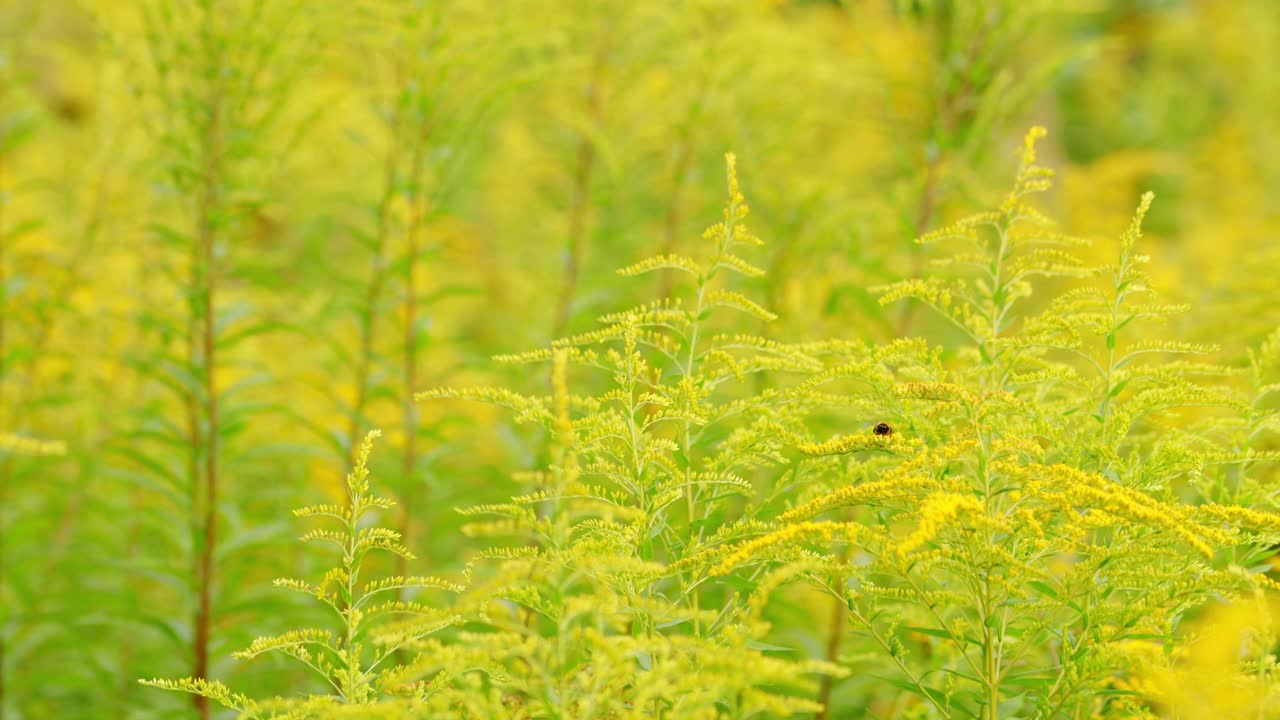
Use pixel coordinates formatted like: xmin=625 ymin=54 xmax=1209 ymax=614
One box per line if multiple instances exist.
xmin=142 ymin=430 xmax=503 ymax=718
xmin=3 ymin=2 xmax=1280 ymax=719
xmin=713 ymin=130 xmax=1280 ymax=718
xmin=421 ymin=154 xmax=845 ymax=718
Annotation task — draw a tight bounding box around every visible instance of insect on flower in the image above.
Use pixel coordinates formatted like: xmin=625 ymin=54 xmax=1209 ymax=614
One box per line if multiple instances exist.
xmin=873 ymin=422 xmax=893 ymax=437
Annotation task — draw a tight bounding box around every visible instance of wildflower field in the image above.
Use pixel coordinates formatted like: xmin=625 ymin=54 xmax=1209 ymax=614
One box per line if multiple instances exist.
xmin=4 ymin=1 xmax=1280 ymax=718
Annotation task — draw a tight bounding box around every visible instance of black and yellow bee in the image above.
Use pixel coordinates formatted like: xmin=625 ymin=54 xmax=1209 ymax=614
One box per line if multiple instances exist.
xmin=873 ymin=422 xmax=893 ymax=437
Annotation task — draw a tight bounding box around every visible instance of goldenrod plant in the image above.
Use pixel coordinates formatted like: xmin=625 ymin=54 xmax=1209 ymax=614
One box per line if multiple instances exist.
xmin=90 ymin=1 xmax=323 ymax=716
xmin=317 ymin=0 xmax=512 ymax=576
xmin=421 ymin=154 xmax=848 ymax=718
xmin=713 ymin=130 xmax=1280 ymax=718
xmin=4 ymin=1 xmax=1280 ymax=719
xmin=141 ymin=430 xmax=505 ymax=718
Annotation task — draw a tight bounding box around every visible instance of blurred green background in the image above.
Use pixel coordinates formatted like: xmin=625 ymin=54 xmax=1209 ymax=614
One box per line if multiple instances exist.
xmin=2 ymin=0 xmax=1278 ymax=717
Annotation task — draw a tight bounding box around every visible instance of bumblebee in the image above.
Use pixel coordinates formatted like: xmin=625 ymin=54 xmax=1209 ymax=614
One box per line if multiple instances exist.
xmin=873 ymin=422 xmax=893 ymax=437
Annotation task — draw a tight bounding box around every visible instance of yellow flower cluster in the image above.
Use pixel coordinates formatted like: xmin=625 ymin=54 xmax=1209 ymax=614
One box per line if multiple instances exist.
xmin=1022 ymin=463 xmax=1229 ymax=558
xmin=795 ymin=431 xmax=921 ymax=457
xmin=1005 ymin=126 xmax=1056 ymax=209
xmin=710 ymin=521 xmax=864 ymax=576
xmin=615 ymin=254 xmax=703 ymax=278
xmin=893 ymin=492 xmax=983 ymax=558
xmin=778 ymin=474 xmax=936 ymax=523
xmin=232 ymin=628 xmax=333 ymax=661
xmin=0 ymin=431 xmax=67 ymax=455
xmin=892 ymin=382 xmax=977 ymax=405
xmin=137 ymin=678 xmax=257 ymax=715
xmin=1199 ymin=503 xmax=1280 ymax=533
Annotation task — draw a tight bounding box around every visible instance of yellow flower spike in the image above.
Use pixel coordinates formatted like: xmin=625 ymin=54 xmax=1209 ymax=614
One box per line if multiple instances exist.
xmin=725 ymin=152 xmax=743 ymax=207
xmin=1121 ymin=191 xmax=1156 ymax=255
xmin=1018 ymin=126 xmax=1048 ymax=168
xmin=711 ymin=521 xmax=864 ymax=576
xmin=779 ymin=475 xmax=937 ymax=523
xmin=0 ymin=432 xmax=67 ymax=456
xmin=795 ymin=430 xmax=922 ymax=457
xmin=894 ymin=492 xmax=983 ymax=559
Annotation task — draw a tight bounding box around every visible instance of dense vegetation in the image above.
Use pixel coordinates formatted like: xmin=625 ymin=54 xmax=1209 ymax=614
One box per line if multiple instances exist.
xmin=2 ymin=1 xmax=1279 ymax=718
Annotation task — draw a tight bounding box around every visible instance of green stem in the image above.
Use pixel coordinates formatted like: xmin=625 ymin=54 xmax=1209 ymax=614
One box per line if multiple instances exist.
xmin=551 ymin=42 xmax=606 ymax=341
xmin=344 ymin=477 xmax=361 ymax=700
xmin=847 ymin=602 xmax=951 ymax=719
xmin=346 ymin=119 xmax=401 ymax=463
xmin=0 ymin=93 xmax=7 ymax=720
xmin=192 ymin=7 xmax=224 ymax=716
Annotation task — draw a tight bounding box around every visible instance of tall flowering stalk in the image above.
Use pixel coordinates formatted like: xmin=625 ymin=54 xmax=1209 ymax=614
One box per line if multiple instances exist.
xmin=141 ymin=430 xmax=489 ymax=717
xmin=420 ymin=153 xmax=852 ymax=717
xmin=716 ymin=129 xmax=1280 ymax=718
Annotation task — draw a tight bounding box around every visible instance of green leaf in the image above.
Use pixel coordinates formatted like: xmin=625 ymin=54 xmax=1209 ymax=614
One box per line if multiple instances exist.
xmin=1107 ymin=377 xmax=1132 ymax=399
xmin=2 ymin=217 xmax=44 ymax=243
xmin=744 ymin=639 xmax=795 ymax=653
xmin=1002 ymin=672 xmax=1055 ymax=688
xmin=1026 ymin=580 xmax=1059 ymax=600
xmin=901 ymin=624 xmax=979 ymax=646
xmin=216 ymin=319 xmax=303 ymax=349
xmin=875 ymin=676 xmax=953 ymax=713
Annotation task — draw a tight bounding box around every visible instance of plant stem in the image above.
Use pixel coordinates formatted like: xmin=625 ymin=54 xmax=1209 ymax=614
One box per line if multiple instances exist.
xmin=552 ymin=132 xmax=595 ymax=341
xmin=0 ymin=120 xmax=7 ymax=720
xmin=848 ymin=602 xmax=951 ymax=719
xmin=346 ymin=127 xmax=400 ymax=463
xmin=895 ymin=12 xmax=992 ymax=338
xmin=399 ymin=185 xmax=423 ymax=579
xmin=815 ymin=548 xmax=850 ymax=720
xmin=192 ymin=8 xmax=224 ymax=716
xmin=983 ymin=590 xmax=1000 ymax=720
xmin=658 ymin=131 xmax=694 ymax=300
xmin=551 ymin=42 xmax=606 ymax=340
xmin=344 ymin=467 xmax=360 ymax=700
